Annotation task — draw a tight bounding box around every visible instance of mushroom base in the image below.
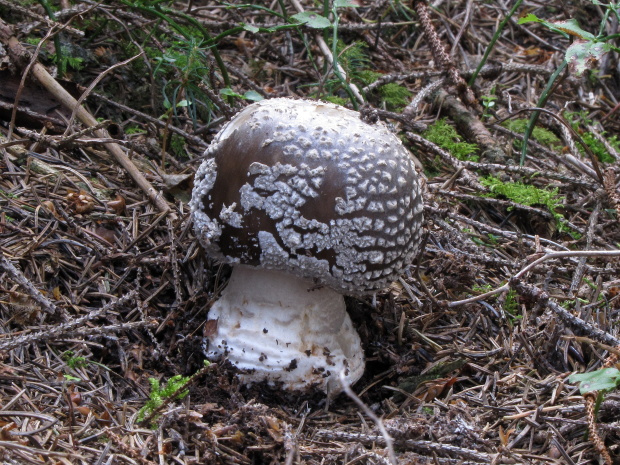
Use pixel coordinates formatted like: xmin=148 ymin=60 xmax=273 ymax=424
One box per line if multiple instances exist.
xmin=205 ymin=266 xmax=365 ymax=395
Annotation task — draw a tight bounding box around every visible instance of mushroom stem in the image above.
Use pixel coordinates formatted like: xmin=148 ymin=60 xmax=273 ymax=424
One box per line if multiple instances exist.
xmin=206 ymin=265 xmax=365 ymax=394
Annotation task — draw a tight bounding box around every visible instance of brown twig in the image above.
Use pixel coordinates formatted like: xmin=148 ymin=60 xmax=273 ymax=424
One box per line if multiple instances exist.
xmin=412 ymin=1 xmax=476 ymax=105
xmin=584 ymin=393 xmax=612 ymax=465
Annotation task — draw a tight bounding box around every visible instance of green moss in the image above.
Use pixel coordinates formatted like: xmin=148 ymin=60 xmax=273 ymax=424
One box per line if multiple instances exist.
xmin=125 ymin=126 xmax=146 ymax=135
xmin=502 ymin=119 xmax=561 ymax=148
xmin=564 ymin=111 xmax=619 ymax=163
xmin=580 ymin=132 xmax=617 ymax=163
xmin=353 ymin=70 xmax=412 ymax=111
xmin=356 ymin=69 xmax=382 ymax=86
xmin=423 ymin=119 xmax=479 ymax=161
xmin=323 ymin=96 xmax=350 ymax=106
xmin=481 ymin=176 xmax=561 ymax=209
xmin=169 ymin=134 xmax=187 ymax=159
xmin=379 ymin=83 xmax=412 ymax=111
xmin=481 ymin=176 xmax=575 ymax=234
xmin=503 ymin=289 xmax=520 ymax=316
xmin=24 ymin=37 xmax=41 ymax=46
xmin=472 ymin=284 xmax=493 ymax=293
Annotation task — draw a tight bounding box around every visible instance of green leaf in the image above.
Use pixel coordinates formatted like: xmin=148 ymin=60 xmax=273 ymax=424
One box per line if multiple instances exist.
xmin=220 ymin=88 xmax=263 ymax=101
xmin=565 ymin=39 xmax=612 ymax=75
xmin=243 ymin=24 xmax=259 ymax=33
xmin=517 ymin=13 xmax=541 ymax=24
xmin=569 ymin=368 xmax=620 ymax=394
xmin=291 ymin=11 xmax=331 ymax=29
xmin=518 ymin=16 xmax=594 ymax=41
xmin=219 ymin=87 xmax=243 ymax=98
xmin=243 ymin=90 xmax=263 ymax=101
xmin=550 ymin=19 xmax=595 ymax=41
xmin=334 ymin=0 xmax=359 ymax=7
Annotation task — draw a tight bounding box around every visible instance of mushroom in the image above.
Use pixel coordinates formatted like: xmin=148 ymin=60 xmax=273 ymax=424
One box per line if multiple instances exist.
xmin=190 ymin=98 xmax=424 ymax=394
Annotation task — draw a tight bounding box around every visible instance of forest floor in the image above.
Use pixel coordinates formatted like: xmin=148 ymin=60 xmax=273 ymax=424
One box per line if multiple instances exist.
xmin=1 ymin=0 xmax=620 ymax=464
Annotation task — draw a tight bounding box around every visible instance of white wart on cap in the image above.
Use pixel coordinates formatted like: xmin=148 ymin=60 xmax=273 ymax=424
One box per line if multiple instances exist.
xmin=190 ymin=98 xmax=424 ymax=394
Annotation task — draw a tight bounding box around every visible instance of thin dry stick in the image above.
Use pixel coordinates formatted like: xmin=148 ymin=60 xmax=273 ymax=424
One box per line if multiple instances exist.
xmin=569 ymin=202 xmax=599 ymax=295
xmin=0 ymin=19 xmax=175 ymax=220
xmin=315 ymin=429 xmax=492 ymax=462
xmin=339 ymin=370 xmax=397 ymax=465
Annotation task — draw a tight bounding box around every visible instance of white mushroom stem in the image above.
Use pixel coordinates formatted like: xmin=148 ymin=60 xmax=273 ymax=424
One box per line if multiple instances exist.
xmin=206 ymin=266 xmax=365 ymax=395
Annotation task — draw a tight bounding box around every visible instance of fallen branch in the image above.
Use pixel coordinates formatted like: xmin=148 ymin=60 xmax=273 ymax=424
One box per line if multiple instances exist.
xmin=449 ymin=249 xmax=620 ymax=308
xmin=0 ymin=291 xmax=137 ymax=352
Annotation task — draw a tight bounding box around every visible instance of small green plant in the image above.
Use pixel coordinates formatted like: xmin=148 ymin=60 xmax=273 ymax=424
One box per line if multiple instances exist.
xmin=518 ymin=12 xmax=619 ymax=76
xmin=423 ymin=119 xmax=479 ymax=161
xmin=125 ymin=126 xmax=146 ymax=135
xmin=315 ymin=39 xmax=369 ymax=103
xmin=62 ymin=351 xmax=88 ymax=369
xmin=137 ymin=375 xmax=190 ymax=423
xmin=480 ymin=91 xmax=498 ymax=120
xmin=23 ymin=37 xmax=84 ymax=73
xmin=516 ymin=2 xmax=620 ymax=165
xmin=487 ymin=234 xmax=500 ymax=245
xmin=153 ymin=38 xmax=215 ymax=122
xmin=219 ymin=88 xmax=263 ymax=102
xmin=52 ymin=52 xmax=84 ymax=72
xmin=502 ymin=289 xmax=522 ymax=325
xmin=472 ymin=284 xmax=493 ymax=293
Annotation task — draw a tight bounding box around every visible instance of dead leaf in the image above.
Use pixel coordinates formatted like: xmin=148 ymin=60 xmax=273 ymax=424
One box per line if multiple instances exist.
xmin=107 ymin=195 xmax=126 ymax=215
xmin=161 ymin=173 xmax=193 ymax=203
xmin=499 ymin=425 xmax=515 ymax=447
xmin=416 ymin=377 xmax=457 ymax=402
xmin=204 ymin=319 xmax=218 ymax=338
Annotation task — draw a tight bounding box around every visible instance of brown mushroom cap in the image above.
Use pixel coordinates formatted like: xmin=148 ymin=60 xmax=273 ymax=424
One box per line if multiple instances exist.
xmin=190 ymin=98 xmax=424 ymax=294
